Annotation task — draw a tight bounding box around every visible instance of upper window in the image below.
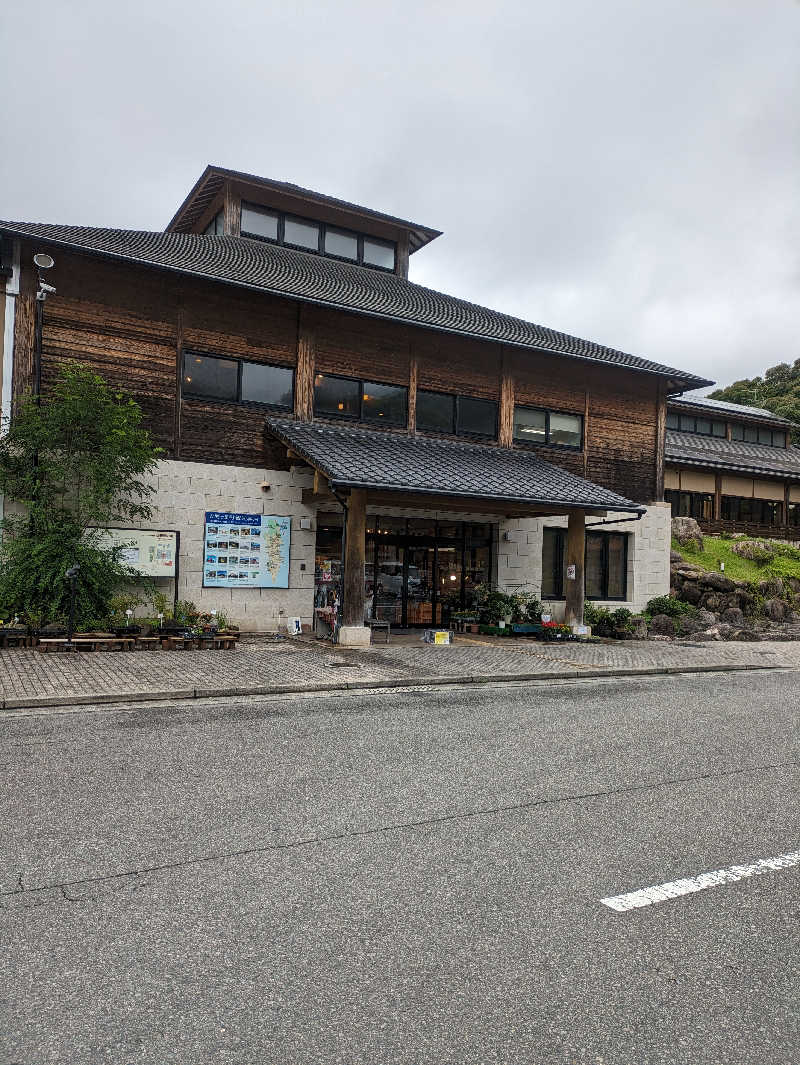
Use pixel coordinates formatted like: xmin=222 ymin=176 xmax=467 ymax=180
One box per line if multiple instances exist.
xmin=667 ymin=411 xmax=726 ymax=437
xmin=731 ymin=423 xmax=786 ymax=448
xmin=240 ymin=200 xmax=396 ymax=271
xmin=513 ymin=406 xmax=582 ymax=449
xmin=416 ymin=390 xmax=497 ymax=439
xmin=240 ymin=204 xmax=278 ymax=241
xmin=202 ymin=210 xmax=224 ymax=236
xmin=313 ymin=373 xmax=407 ymax=426
xmin=284 ymin=215 xmax=320 ymax=251
xmin=183 ymin=353 xmax=294 ymax=409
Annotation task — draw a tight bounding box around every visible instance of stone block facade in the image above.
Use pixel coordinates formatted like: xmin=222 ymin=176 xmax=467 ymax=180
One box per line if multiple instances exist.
xmin=497 ymin=502 xmax=671 ymax=615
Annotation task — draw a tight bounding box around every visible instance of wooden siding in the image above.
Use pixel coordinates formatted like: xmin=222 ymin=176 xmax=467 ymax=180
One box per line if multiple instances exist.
xmin=12 ymin=244 xmax=663 ymax=501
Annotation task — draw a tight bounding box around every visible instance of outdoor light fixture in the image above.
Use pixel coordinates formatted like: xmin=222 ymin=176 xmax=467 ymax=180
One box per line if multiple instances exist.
xmin=65 ymin=564 xmax=80 ymax=649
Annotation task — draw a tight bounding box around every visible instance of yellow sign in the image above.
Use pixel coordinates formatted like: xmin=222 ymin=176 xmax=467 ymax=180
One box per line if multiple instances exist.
xmin=434 ymin=631 xmax=450 ymax=644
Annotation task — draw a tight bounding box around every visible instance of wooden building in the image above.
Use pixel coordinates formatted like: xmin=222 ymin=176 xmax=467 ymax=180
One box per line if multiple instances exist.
xmin=665 ymin=395 xmax=800 ymax=542
xmin=0 ymin=166 xmax=711 ymax=640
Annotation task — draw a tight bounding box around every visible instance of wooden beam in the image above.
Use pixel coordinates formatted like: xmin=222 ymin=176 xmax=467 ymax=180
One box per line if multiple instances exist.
xmin=564 ymin=510 xmax=586 ymax=627
xmin=784 ymin=481 xmax=791 ymax=526
xmin=343 ymin=488 xmax=366 ymax=627
xmin=714 ymin=472 xmax=723 ymax=521
xmin=499 ymin=350 xmax=514 ymax=447
xmin=295 ymin=305 xmax=315 ymax=421
xmin=583 ymin=388 xmax=590 ymax=477
xmin=655 ymin=384 xmax=667 ymax=501
xmin=408 ymin=354 xmax=418 ymax=432
xmin=223 ymin=181 xmax=241 ymax=236
xmin=396 ymin=233 xmax=410 ymax=279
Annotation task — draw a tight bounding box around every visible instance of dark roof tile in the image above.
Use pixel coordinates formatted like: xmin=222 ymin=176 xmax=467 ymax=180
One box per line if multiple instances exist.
xmin=0 ymin=221 xmax=711 ymax=388
xmin=666 ymin=430 xmax=800 ymax=479
xmin=266 ymin=417 xmax=643 ymax=511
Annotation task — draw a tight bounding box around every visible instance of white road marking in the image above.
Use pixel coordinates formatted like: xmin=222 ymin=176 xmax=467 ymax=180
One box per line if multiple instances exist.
xmin=601 ymin=848 xmax=800 ymax=912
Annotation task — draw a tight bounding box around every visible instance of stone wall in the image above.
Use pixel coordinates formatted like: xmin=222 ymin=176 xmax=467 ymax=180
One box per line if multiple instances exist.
xmin=131 ymin=459 xmax=317 ymax=632
xmin=496 ymin=502 xmax=671 ymax=615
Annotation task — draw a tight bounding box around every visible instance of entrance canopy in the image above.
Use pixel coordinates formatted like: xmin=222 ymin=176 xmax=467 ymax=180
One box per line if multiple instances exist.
xmin=265 ymin=417 xmax=644 ymax=515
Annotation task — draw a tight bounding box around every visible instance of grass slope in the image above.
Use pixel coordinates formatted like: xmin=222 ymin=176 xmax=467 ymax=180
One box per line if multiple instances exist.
xmin=673 ymin=535 xmax=800 ymax=583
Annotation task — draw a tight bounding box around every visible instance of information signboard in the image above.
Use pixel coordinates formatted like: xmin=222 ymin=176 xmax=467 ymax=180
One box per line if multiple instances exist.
xmin=203 ymin=512 xmax=291 ymax=589
xmin=97 ymin=528 xmax=178 ymax=578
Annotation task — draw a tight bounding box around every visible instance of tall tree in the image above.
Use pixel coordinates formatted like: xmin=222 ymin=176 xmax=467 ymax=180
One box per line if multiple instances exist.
xmin=0 ymin=363 xmax=162 ymax=626
xmin=710 ymin=358 xmax=800 ymax=443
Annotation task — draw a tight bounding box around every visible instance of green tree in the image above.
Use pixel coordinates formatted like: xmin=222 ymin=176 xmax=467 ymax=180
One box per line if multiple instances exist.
xmin=710 ymin=357 xmax=800 ymax=443
xmin=0 ymin=363 xmax=162 ymax=626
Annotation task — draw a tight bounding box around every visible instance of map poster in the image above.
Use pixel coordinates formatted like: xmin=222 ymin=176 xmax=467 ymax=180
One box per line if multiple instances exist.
xmin=96 ymin=529 xmax=177 ymax=578
xmin=203 ymin=512 xmax=291 ymax=589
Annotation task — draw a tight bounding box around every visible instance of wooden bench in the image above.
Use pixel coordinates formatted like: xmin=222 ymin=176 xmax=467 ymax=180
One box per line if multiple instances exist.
xmin=37 ymin=637 xmax=136 ymax=653
xmin=367 ymin=619 xmax=391 ymax=644
xmin=134 ymin=636 xmax=161 ymax=650
xmin=161 ymin=635 xmax=197 ymax=650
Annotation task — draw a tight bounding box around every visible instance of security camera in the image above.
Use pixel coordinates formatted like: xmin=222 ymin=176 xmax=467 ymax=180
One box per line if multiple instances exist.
xmin=37 ymin=282 xmax=57 ymax=296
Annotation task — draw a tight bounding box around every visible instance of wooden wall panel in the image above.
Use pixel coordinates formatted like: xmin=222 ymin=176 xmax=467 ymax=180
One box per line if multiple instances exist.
xmin=415 ymin=332 xmax=501 ymax=399
xmin=181 ymin=400 xmax=292 ymax=469
xmin=313 ymin=308 xmax=411 ymax=386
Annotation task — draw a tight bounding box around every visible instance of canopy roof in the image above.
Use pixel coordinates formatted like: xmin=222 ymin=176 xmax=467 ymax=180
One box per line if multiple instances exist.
xmin=266 ymin=417 xmax=644 ymax=513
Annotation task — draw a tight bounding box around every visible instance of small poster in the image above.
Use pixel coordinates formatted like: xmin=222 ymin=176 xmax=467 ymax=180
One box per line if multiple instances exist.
xmin=203 ymin=512 xmax=290 ymax=589
xmin=97 ymin=529 xmax=177 ymax=577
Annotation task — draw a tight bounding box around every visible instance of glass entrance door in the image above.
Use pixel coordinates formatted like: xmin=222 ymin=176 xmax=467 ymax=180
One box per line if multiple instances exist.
xmin=404 ymin=544 xmax=435 ymax=627
xmin=371 ymin=542 xmax=404 ymax=625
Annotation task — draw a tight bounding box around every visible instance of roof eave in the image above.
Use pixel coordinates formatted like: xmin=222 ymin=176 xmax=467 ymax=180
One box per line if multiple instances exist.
xmin=0 ymin=224 xmax=706 ymax=390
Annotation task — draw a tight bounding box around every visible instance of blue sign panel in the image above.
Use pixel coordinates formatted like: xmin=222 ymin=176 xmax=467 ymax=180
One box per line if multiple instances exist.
xmin=203 ymin=512 xmax=291 ymax=589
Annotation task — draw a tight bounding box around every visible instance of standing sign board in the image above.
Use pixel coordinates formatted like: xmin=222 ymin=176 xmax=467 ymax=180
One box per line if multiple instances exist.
xmin=203 ymin=512 xmax=291 ymax=589
xmin=97 ymin=529 xmax=178 ymax=577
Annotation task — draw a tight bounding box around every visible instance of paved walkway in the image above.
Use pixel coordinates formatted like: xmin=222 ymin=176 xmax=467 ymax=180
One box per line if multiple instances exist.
xmin=1 ymin=636 xmax=799 ymax=711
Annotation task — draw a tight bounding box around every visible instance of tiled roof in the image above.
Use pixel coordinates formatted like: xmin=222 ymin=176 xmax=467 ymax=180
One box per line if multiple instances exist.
xmin=166 ymin=165 xmax=442 ymax=252
xmin=266 ymin=417 xmax=643 ymax=512
xmin=670 ymin=394 xmax=794 ymax=426
xmin=0 ymin=220 xmax=711 ymax=388
xmin=666 ymin=430 xmax=800 ymax=479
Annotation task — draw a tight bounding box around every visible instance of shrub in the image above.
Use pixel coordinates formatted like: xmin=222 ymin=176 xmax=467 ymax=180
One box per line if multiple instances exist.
xmin=645 ymin=595 xmax=697 ymax=618
xmin=584 ymin=603 xmax=635 ymax=638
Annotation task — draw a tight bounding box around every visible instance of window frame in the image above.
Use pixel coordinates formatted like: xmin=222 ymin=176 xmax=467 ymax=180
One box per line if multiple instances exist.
xmin=664 ymin=489 xmax=714 ymax=522
xmin=721 ymin=495 xmax=783 ymax=526
xmin=513 ymin=404 xmax=583 ymax=450
xmin=542 ymin=527 xmax=629 ymax=602
xmin=415 ymin=389 xmax=498 ymax=440
xmin=667 ymin=411 xmax=726 ymax=437
xmin=313 ymin=372 xmax=408 ymax=427
xmin=239 ymin=200 xmax=397 ymax=272
xmin=181 ymin=351 xmax=295 ymax=412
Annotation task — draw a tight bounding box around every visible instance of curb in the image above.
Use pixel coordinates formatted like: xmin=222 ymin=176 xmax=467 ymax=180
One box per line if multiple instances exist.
xmin=0 ymin=662 xmax=783 ymax=712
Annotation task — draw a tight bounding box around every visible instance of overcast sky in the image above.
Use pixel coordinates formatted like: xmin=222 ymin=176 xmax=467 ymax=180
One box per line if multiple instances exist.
xmin=2 ymin=1 xmax=798 ymax=392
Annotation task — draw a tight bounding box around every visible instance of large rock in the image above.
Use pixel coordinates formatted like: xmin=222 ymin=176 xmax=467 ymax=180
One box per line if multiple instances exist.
xmin=670 ymin=549 xmax=684 ymax=563
xmin=679 ymin=581 xmax=703 ymax=604
xmin=648 ymin=614 xmax=676 ymax=637
xmin=693 ymin=626 xmax=723 ymax=641
xmin=695 ymin=608 xmax=717 ymax=627
xmin=731 ymin=539 xmax=776 ymax=562
xmin=699 ymin=571 xmax=735 ymax=593
xmin=734 ymin=629 xmax=761 ymax=641
xmin=763 ymin=598 xmax=786 ymax=622
xmin=758 ymin=577 xmax=784 ymax=598
xmin=672 ymin=516 xmax=704 ymax=551
xmin=721 ymin=606 xmax=745 ymax=627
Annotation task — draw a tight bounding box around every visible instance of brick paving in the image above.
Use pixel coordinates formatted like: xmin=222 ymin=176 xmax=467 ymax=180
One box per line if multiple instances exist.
xmin=0 ymin=636 xmax=798 ymax=709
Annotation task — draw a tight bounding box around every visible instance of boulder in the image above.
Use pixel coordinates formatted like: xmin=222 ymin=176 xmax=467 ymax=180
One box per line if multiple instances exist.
xmin=699 ymin=571 xmax=735 ymax=593
xmin=679 ymin=581 xmax=703 ymax=605
xmin=731 ymin=539 xmax=776 ymax=562
xmin=721 ymin=606 xmax=745 ymax=627
xmin=785 ymin=577 xmax=800 ymax=595
xmin=693 ymin=626 xmax=723 ymax=641
xmin=696 ymin=609 xmax=717 ymax=627
xmin=699 ymin=592 xmax=722 ymax=612
xmin=648 ymin=614 xmax=676 ymax=637
xmin=758 ymin=577 xmax=784 ymax=599
xmin=671 ymin=516 xmax=704 ymax=551
xmin=670 ymin=549 xmax=684 ymax=563
xmin=763 ymin=598 xmax=786 ymax=622
xmin=734 ymin=629 xmax=760 ymax=641
xmin=676 ymin=615 xmax=706 ymax=635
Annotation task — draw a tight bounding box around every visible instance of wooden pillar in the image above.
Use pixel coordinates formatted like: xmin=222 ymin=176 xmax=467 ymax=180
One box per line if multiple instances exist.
xmin=654 ymin=386 xmax=666 ymax=501
xmin=784 ymin=482 xmax=791 ymax=528
xmin=714 ymin=473 xmax=723 ymax=521
xmin=295 ymin=306 xmax=315 ymax=421
xmin=223 ymin=181 xmax=241 ymax=236
xmin=564 ymin=510 xmax=586 ymax=627
xmin=343 ymin=489 xmax=367 ymax=628
xmin=499 ymin=350 xmax=514 ymax=447
xmin=396 ymin=234 xmax=410 ymax=279
xmin=408 ymin=354 xmax=417 ymax=432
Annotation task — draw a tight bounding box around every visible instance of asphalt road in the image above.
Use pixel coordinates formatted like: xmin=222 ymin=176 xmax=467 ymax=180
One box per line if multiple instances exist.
xmin=2 ymin=671 xmax=799 ymax=1064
